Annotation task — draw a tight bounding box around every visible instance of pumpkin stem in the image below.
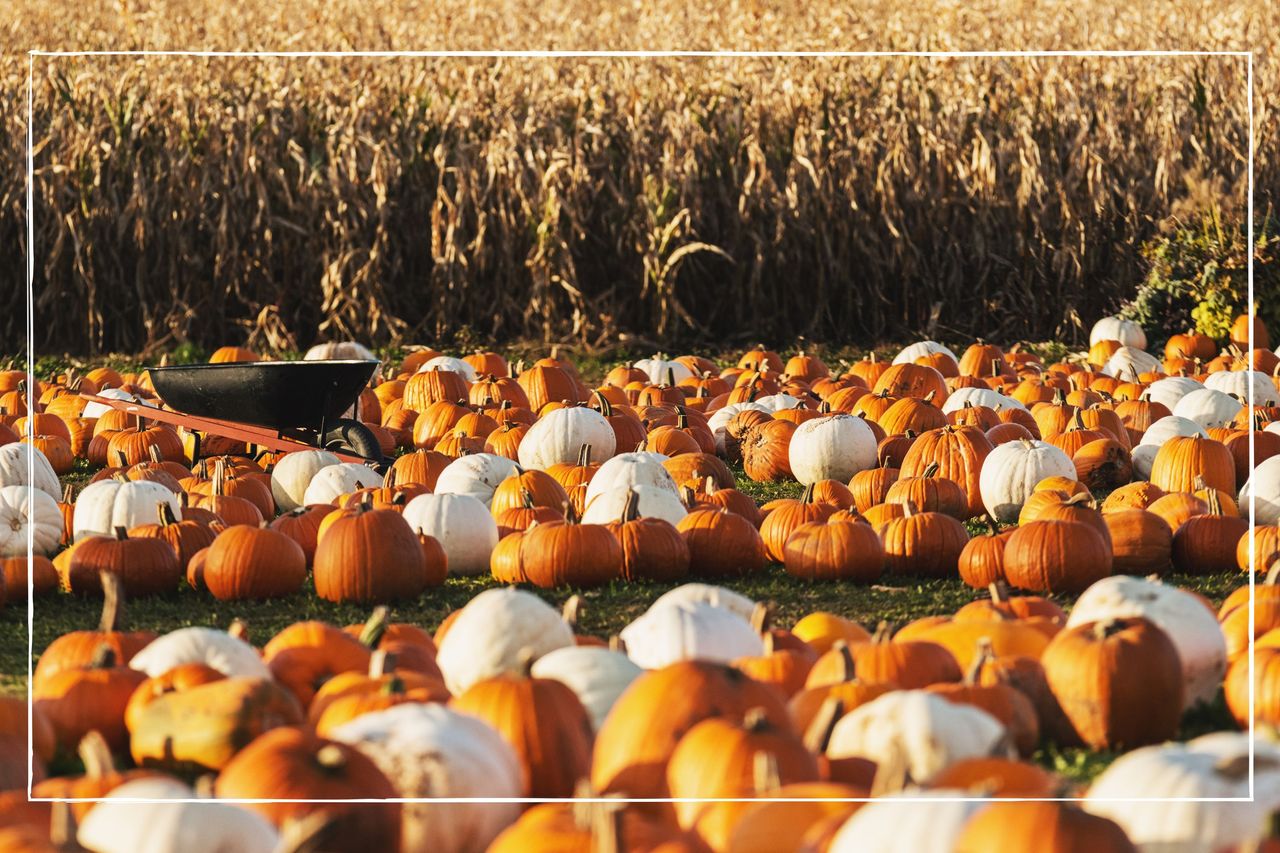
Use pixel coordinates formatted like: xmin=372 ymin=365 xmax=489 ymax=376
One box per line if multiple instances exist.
xmin=620 ymin=488 xmax=642 ymax=523
xmin=228 ymin=618 xmax=250 ymax=643
xmin=562 ymin=595 xmax=584 ymax=631
xmin=966 ymin=637 xmax=996 ymax=685
xmin=1265 ymin=554 xmax=1280 ymax=586
xmin=96 ymin=571 xmax=125 ymax=632
xmin=313 ymin=744 xmax=349 ymax=774
xmin=517 ymin=647 xmax=537 ymax=678
xmin=742 ymin=706 xmax=772 ymax=733
xmin=90 ymin=643 xmax=116 ymax=669
xmin=752 ymin=750 xmax=782 ymax=795
xmin=113 ymin=526 xmax=128 ymax=541
xmin=801 ymin=482 xmax=817 ymax=505
xmin=1213 ymin=753 xmax=1252 ymax=780
xmin=988 ymin=581 xmax=1009 ymax=604
xmin=358 ymin=606 xmax=390 ymax=649
xmin=802 ymin=696 xmax=845 ymax=754
xmin=49 ymin=802 xmax=85 ymax=852
xmin=1092 ymin=618 xmax=1127 ymax=640
xmin=871 ymin=621 xmax=894 ymax=644
xmin=77 ymin=731 xmax=116 ymax=778
xmin=368 ymin=649 xmax=395 ymax=678
xmin=576 ymin=444 xmax=592 ymax=467
xmin=115 ymin=449 xmax=129 ymax=468
xmin=156 ymin=500 xmax=179 ymax=527
xmin=921 ymin=461 xmax=940 ymax=479
xmin=833 ymin=639 xmax=858 ymax=682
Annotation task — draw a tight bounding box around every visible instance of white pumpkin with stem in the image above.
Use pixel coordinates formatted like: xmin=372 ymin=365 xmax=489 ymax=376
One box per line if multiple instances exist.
xmin=648 ymin=583 xmax=757 ymax=622
xmin=1204 ymin=369 xmax=1280 ymax=407
xmin=977 ymin=439 xmax=1076 ymax=523
xmin=73 ymin=477 xmax=182 ymax=542
xmin=1241 ymin=455 xmax=1280 ymax=525
xmin=301 ymin=461 xmax=382 ymax=505
xmin=584 ymin=452 xmax=678 ymax=505
xmin=128 ymin=625 xmax=270 ymax=678
xmin=1090 ymin=316 xmax=1148 ymax=350
xmin=0 ymin=484 xmax=62 ymax=557
xmin=435 ymin=586 xmax=574 ymax=694
xmin=1131 ymin=415 xmax=1210 ymax=480
xmin=633 ymin=356 xmax=693 ymax=385
xmin=1172 ymin=387 xmax=1244 ymax=430
xmin=1085 ymin=733 xmax=1280 ymax=853
xmin=619 ymin=599 xmax=762 ymax=669
xmin=434 ymin=453 xmax=520 ymax=506
xmin=517 ymin=406 xmax=616 ymax=469
xmin=893 ymin=340 xmax=959 ymax=365
xmin=825 ymin=690 xmax=1012 ymax=786
xmin=0 ymin=442 xmax=60 ymax=499
xmin=531 ymin=644 xmax=643 ymax=730
xmin=827 ymin=790 xmax=988 ymax=853
xmin=940 ymin=386 xmax=1026 ymax=414
xmin=1101 ymin=345 xmax=1161 ymax=379
xmin=581 ymin=483 xmax=687 ymax=526
xmin=754 ymin=393 xmax=803 ymax=412
xmin=334 ymin=704 xmax=524 ymax=852
xmin=418 ymin=355 xmax=478 ymax=382
xmin=78 ymin=776 xmax=279 ymax=853
xmin=788 ymin=413 xmax=878 ymax=485
xmin=1144 ymin=376 xmax=1205 ymax=413
xmin=270 ymin=449 xmax=340 ymax=512
xmin=1066 ymin=575 xmax=1227 ymax=709
xmin=402 ymin=492 xmax=499 ymax=576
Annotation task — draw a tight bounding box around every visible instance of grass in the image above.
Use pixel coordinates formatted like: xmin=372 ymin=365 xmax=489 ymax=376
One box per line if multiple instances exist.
xmin=4 ymin=454 xmax=1250 ymax=785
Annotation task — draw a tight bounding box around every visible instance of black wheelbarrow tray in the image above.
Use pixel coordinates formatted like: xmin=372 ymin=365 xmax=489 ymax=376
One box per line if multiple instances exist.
xmin=79 ymin=360 xmax=385 ymax=465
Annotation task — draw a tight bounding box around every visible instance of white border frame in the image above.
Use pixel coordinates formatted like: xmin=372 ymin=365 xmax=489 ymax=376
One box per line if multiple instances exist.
xmin=23 ymin=48 xmax=1256 ymax=807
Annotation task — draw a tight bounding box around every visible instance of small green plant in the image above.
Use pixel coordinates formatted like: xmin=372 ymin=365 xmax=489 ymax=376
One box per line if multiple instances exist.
xmin=1122 ymin=207 xmax=1278 ymax=352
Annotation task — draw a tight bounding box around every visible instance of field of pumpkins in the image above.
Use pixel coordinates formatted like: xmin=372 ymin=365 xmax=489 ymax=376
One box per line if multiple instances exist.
xmin=1 ymin=309 xmax=1280 ymax=852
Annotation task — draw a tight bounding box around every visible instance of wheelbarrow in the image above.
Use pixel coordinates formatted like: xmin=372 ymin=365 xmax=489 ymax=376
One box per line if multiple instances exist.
xmin=80 ymin=360 xmax=385 ymax=466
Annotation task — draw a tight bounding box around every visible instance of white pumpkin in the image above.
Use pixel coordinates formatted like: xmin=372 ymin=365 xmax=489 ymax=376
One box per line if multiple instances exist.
xmin=434 ymin=453 xmax=520 ymax=506
xmin=78 ymin=777 xmax=279 ymax=853
xmin=0 ymin=484 xmax=62 ymax=557
xmin=435 ymin=586 xmax=574 ymax=694
xmin=1205 ymin=369 xmax=1280 ymax=407
xmin=1085 ymin=733 xmax=1280 ymax=853
xmin=1241 ymin=455 xmax=1280 ymax=525
xmin=418 ymin=355 xmax=478 ymax=382
xmin=708 ymin=402 xmax=769 ymax=442
xmin=1172 ymin=387 xmax=1243 ymax=430
xmin=402 ymin=493 xmax=498 ymax=576
xmin=977 ymin=439 xmax=1076 ymax=523
xmin=304 ymin=341 xmax=378 ymax=362
xmin=82 ymin=387 xmax=157 ymax=419
xmin=1132 ymin=415 xmax=1209 ymax=482
xmin=584 ymin=452 xmax=677 ymax=505
xmin=1144 ymin=376 xmax=1205 ymax=413
xmin=128 ymin=626 xmax=269 ymax=678
xmin=0 ymin=442 xmax=60 ymax=499
xmin=581 ymin=484 xmax=688 ymax=526
xmin=332 ymin=703 xmax=524 ymax=852
xmin=301 ymin=461 xmax=382 ymax=505
xmin=73 ymin=479 xmax=182 ymax=542
xmin=633 ymin=356 xmax=693 ymax=385
xmin=648 ymin=583 xmax=758 ymax=622
xmin=827 ymin=790 xmax=987 ymax=853
xmin=825 ymin=690 xmax=1012 ymax=785
xmin=939 ymin=386 xmax=1026 ymax=414
xmin=1066 ymin=575 xmax=1226 ymax=708
xmin=531 ymin=645 xmax=643 ymax=730
xmin=1090 ymin=316 xmax=1148 ymax=350
xmin=619 ymin=599 xmax=762 ymax=669
xmin=516 ymin=406 xmax=616 ymax=470
xmin=787 ymin=413 xmax=878 ymax=485
xmin=269 ymin=449 xmax=340 ymax=512
xmin=892 ymin=340 xmax=959 ymax=366
xmin=1269 ymin=421 xmax=1280 ymax=438
xmin=754 ymin=393 xmax=803 ymax=412
xmin=1101 ymin=345 xmax=1161 ymax=379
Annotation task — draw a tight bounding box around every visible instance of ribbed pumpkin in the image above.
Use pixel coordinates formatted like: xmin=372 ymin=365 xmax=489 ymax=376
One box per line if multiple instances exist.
xmin=1003 ymin=519 xmax=1112 ymax=594
xmin=31 ymin=573 xmax=154 ymax=692
xmin=490 ymin=468 xmax=570 ymax=516
xmin=66 ymin=527 xmax=181 ymax=598
xmin=607 ymin=489 xmax=690 ymax=582
xmin=873 ymin=363 xmax=948 ymax=402
xmin=313 ymin=502 xmax=431 ymax=602
xmin=740 ymin=418 xmax=797 ymax=482
xmin=782 ymin=517 xmax=883 ymax=582
xmin=849 ymin=465 xmax=900 ymax=513
xmin=389 ymin=448 xmax=451 ymax=490
xmin=884 ymin=461 xmax=968 ymax=519
xmin=838 ymin=622 xmax=962 ymax=689
xmin=953 ymin=801 xmax=1137 ymax=853
xmin=879 ymin=503 xmax=969 ymax=578
xmin=1040 ymin=617 xmax=1183 ymax=750
xmin=898 ymin=425 xmax=993 ymax=517
xmin=1103 ymin=509 xmax=1173 ymax=575
xmin=127 ymin=500 xmax=217 ymax=569
xmin=788 ymin=641 xmax=894 ymax=733
xmin=957 ymin=518 xmax=1012 ymax=588
xmin=33 ymin=644 xmax=146 ymax=752
xmin=925 ymin=640 xmax=1041 ymax=756
xmin=1149 ymin=434 xmax=1236 ymax=496
xmin=517 ymin=518 xmax=623 ymax=588
xmin=203 ymin=523 xmax=308 ymax=601
xmin=1170 ymin=488 xmax=1249 ymax=574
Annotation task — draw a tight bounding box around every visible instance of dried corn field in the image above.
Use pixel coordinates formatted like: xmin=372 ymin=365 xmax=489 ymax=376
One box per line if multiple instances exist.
xmin=3 ymin=0 xmax=1276 ymax=355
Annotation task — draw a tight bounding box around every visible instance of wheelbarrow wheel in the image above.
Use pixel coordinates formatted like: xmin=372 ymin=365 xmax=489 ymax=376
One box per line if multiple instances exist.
xmin=322 ymin=419 xmax=384 ymax=465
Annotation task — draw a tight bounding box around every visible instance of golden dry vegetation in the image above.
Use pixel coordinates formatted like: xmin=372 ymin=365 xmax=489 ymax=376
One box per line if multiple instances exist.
xmin=3 ymin=0 xmax=1276 ymax=354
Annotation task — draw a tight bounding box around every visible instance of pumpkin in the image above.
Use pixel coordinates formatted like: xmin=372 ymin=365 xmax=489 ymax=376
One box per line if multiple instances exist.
xmin=518 ymin=406 xmax=615 ymax=469
xmin=953 ymin=801 xmax=1136 ymax=852
xmin=401 ymin=492 xmax=498 ymax=576
xmin=785 ymin=413 xmax=878 ymax=485
xmin=1103 ymin=509 xmax=1172 ymax=574
xmin=958 ymin=519 xmax=1013 ymax=588
xmin=740 ymin=418 xmax=798 ymax=482
xmin=1173 ymin=387 xmax=1244 ymax=430
xmin=604 ymin=489 xmax=690 ymax=582
xmin=29 ymin=580 xmax=146 ymax=689
xmin=979 ymin=439 xmax=1076 ymax=523
xmin=591 ymin=661 xmax=790 ymax=805
xmin=783 ymin=516 xmax=883 ymax=582
xmin=929 ymin=756 xmax=1058 ymax=797
xmin=435 ymin=587 xmax=575 ymax=694
xmin=884 ymin=461 xmax=968 ymax=518
xmin=1240 ymin=525 xmax=1280 ymax=573
xmin=1040 ymin=617 xmax=1183 ymax=749
xmin=72 ymin=477 xmax=182 ymax=542
xmin=1002 ymin=518 xmax=1112 ymax=594
xmin=269 ymin=449 xmax=341 ymax=511
xmin=843 ymin=621 xmax=962 ymax=688
xmin=215 ymin=726 xmax=401 ymax=852
xmin=0 ymin=485 xmax=61 ymax=557
xmin=66 ymin=527 xmax=181 ymax=598
xmin=879 ymin=504 xmax=970 ymax=579
xmin=33 ymin=644 xmax=146 ymax=752
xmin=123 ymin=661 xmax=226 ymax=732
xmin=126 ymin=500 xmax=216 ymax=568
xmin=826 ymin=690 xmax=1012 ymax=788
xmin=758 ymin=483 xmax=837 ymax=562
xmin=0 ymin=442 xmax=60 ymax=499
xmin=129 ymin=624 xmax=270 ymax=679
xmin=330 ymin=702 xmax=523 ymax=853
xmin=516 ymin=518 xmax=624 ymax=588
xmin=1150 ymin=434 xmax=1236 ymax=496
xmin=620 ymin=598 xmax=763 ymax=669
xmin=909 ymin=619 xmax=1051 ymax=671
